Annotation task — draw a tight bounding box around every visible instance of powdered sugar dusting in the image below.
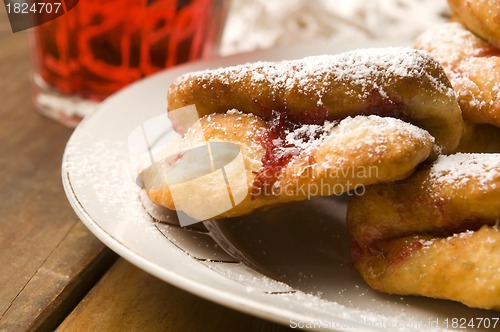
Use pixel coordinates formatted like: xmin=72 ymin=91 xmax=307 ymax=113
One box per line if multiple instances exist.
xmin=415 ymin=22 xmax=500 ymax=119
xmin=415 ymin=22 xmax=482 ymax=66
xmin=429 ymin=153 xmax=500 ymax=191
xmin=63 ymin=135 xmax=159 ymax=235
xmin=418 ymin=238 xmax=435 ymax=249
xmin=445 ymin=229 xmax=475 ymax=241
xmin=269 ymin=115 xmax=434 ymax=191
xmin=178 ymin=47 xmax=453 ymax=100
xmin=197 ymin=110 xmax=266 ymax=160
xmin=418 ymin=228 xmax=485 ymax=252
xmin=332 ymin=115 xmax=434 ymax=161
xmin=282 ymin=121 xmax=337 ymax=156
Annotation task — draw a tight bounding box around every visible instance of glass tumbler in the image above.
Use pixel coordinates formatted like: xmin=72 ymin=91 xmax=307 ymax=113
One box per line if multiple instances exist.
xmin=29 ymin=0 xmax=228 ymax=127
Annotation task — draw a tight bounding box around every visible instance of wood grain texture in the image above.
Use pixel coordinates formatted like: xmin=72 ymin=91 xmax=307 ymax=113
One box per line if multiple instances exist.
xmin=0 ymin=9 xmax=290 ymax=332
xmin=57 ymin=259 xmax=291 ymax=332
xmin=0 ymin=10 xmax=115 ymax=332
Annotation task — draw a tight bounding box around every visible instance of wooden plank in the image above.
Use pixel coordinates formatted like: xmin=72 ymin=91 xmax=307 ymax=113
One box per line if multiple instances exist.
xmin=0 ymin=222 xmax=116 ymax=332
xmin=57 ymin=259 xmax=291 ymax=332
xmin=0 ymin=10 xmax=116 ymax=332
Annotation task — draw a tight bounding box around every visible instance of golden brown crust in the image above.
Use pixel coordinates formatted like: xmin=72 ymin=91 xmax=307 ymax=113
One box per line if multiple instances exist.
xmin=448 ymin=0 xmax=500 ymax=49
xmin=356 ymin=226 xmax=500 ymax=311
xmin=347 ymin=153 xmax=500 ymax=310
xmin=415 ymin=22 xmax=500 ymax=128
xmin=168 ymin=48 xmax=462 ymax=155
xmin=146 ymin=112 xmax=434 ymax=219
xmin=457 ymin=122 xmax=500 ymax=152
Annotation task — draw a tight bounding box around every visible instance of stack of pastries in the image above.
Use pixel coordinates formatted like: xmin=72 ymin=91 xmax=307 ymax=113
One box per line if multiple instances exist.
xmin=351 ymin=0 xmax=500 ymax=311
xmin=414 ymin=0 xmax=500 ymax=152
xmin=143 ymin=0 xmax=500 ymax=312
xmin=148 ymin=47 xmax=463 ymax=218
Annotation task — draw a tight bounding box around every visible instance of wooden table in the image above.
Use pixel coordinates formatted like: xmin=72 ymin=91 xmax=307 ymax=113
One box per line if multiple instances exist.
xmin=0 ymin=11 xmax=291 ymax=332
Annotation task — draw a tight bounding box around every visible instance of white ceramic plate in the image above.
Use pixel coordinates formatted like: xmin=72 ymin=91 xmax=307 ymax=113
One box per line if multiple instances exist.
xmin=62 ymin=40 xmax=499 ymax=331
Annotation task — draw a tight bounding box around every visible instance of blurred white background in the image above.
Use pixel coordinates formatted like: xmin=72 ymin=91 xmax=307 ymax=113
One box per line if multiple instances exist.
xmin=220 ymin=0 xmax=449 ymax=55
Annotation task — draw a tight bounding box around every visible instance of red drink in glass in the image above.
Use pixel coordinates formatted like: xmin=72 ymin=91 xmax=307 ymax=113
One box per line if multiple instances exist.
xmin=30 ymin=0 xmax=227 ymax=126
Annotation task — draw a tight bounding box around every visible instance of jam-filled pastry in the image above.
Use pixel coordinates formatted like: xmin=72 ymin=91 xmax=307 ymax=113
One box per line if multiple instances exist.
xmin=448 ymin=0 xmax=500 ymax=49
xmin=145 ymin=112 xmax=434 ymax=219
xmin=347 ymin=153 xmax=500 ymax=311
xmin=168 ymin=47 xmax=463 ymax=155
xmin=415 ymin=22 xmax=500 ymax=128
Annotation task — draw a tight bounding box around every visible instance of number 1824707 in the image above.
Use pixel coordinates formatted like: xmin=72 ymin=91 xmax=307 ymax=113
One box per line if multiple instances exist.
xmin=443 ymin=317 xmax=499 ymax=329
xmin=6 ymin=2 xmax=62 ymax=14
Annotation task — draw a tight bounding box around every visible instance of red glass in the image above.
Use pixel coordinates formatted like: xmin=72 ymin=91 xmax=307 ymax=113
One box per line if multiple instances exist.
xmin=30 ymin=0 xmax=226 ymax=126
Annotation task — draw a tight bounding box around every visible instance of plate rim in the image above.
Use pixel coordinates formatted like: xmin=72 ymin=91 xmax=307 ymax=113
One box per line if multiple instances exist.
xmin=61 ymin=39 xmax=462 ymax=332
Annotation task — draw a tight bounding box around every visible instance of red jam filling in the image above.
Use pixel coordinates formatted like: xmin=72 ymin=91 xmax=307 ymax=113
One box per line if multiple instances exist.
xmin=475 ymin=46 xmax=500 ymax=58
xmin=251 ymin=111 xmax=331 ymax=197
xmin=364 ymin=89 xmax=410 ymax=120
xmin=250 ymin=91 xmax=411 ymax=197
xmin=252 ymin=112 xmax=299 ymax=197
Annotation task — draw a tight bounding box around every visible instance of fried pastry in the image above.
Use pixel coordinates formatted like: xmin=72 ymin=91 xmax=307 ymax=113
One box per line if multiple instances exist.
xmin=347 ymin=153 xmax=500 ymax=310
xmin=415 ymin=22 xmax=500 ymax=128
xmin=448 ymin=0 xmax=500 ymax=49
xmin=457 ymin=122 xmax=500 ymax=153
xmin=145 ymin=112 xmax=434 ymax=219
xmin=168 ymin=48 xmax=463 ymax=155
